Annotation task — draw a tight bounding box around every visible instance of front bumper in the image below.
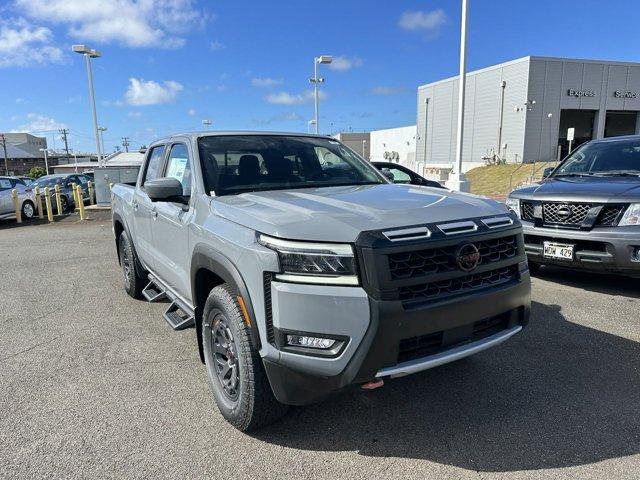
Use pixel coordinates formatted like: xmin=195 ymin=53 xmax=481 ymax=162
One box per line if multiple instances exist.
xmin=263 ymin=265 xmax=531 ymax=406
xmin=522 ymin=222 xmax=640 ymax=276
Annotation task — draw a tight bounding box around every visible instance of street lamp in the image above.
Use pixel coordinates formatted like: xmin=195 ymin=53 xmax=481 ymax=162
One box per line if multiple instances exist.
xmin=98 ymin=126 xmax=107 ymax=164
xmin=452 ymin=0 xmax=469 ymax=192
xmin=310 ymin=55 xmax=332 ymax=134
xmin=72 ymin=44 xmax=103 ymax=166
xmin=307 ymin=119 xmax=316 ymax=133
xmin=39 ymin=148 xmax=49 ymax=175
xmin=202 ymin=119 xmax=212 ymax=130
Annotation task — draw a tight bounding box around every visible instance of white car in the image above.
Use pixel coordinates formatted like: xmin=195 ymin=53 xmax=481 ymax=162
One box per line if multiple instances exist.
xmin=0 ymin=176 xmax=37 ymax=220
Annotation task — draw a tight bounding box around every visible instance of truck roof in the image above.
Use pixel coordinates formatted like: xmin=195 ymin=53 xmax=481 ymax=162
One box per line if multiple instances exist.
xmin=149 ymin=131 xmax=334 ymax=145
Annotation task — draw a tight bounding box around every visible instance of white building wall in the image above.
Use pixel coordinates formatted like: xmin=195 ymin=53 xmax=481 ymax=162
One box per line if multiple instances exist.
xmin=370 ymin=125 xmax=417 ymax=169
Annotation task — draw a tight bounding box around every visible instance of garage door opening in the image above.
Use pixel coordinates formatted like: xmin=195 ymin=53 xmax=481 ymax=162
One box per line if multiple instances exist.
xmin=604 ymin=111 xmax=638 ymax=138
xmin=558 ymin=109 xmax=596 ymax=158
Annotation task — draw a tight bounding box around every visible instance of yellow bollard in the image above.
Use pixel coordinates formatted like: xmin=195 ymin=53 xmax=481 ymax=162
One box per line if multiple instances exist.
xmin=34 ymin=187 xmax=44 ymax=219
xmin=54 ymin=184 xmax=63 ymax=214
xmin=70 ymin=183 xmax=79 ymax=211
xmin=44 ymin=187 xmax=54 ymax=222
xmin=11 ymin=189 xmax=22 ymax=223
xmin=88 ymin=181 xmax=95 ymax=205
xmin=77 ymin=186 xmax=87 ymax=221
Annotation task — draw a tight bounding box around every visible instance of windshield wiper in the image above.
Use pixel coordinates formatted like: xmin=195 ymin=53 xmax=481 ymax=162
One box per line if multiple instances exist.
xmin=553 ymin=173 xmax=595 ymax=177
xmin=592 ymin=171 xmax=640 ymax=177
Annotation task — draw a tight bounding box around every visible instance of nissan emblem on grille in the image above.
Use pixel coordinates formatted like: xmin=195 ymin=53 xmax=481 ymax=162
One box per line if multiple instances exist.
xmin=455 ymin=243 xmax=481 ymax=272
xmin=556 ymin=205 xmax=573 ymax=219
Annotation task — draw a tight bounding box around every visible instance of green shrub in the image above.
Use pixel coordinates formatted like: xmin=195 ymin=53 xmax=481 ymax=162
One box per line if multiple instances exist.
xmin=27 ymin=166 xmax=46 ymax=179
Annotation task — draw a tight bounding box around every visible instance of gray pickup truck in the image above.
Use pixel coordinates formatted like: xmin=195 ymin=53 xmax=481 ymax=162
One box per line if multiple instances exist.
xmin=507 ymin=135 xmax=640 ymax=276
xmin=111 ymin=132 xmax=531 ymax=431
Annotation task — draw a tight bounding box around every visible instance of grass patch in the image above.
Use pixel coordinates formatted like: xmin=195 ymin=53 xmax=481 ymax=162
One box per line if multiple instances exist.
xmin=466 ymin=162 xmax=556 ymax=198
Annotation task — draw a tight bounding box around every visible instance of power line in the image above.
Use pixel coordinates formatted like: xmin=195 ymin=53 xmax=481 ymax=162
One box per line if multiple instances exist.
xmin=121 ymin=137 xmax=130 ymax=152
xmin=59 ymin=128 xmax=70 ymax=159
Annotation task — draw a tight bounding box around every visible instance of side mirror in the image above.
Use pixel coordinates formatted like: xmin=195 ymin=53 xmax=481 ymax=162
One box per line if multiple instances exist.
xmin=145 ymin=177 xmax=187 ymax=203
xmin=381 ymin=169 xmax=394 ymax=182
xmin=542 ymin=167 xmax=554 ymax=178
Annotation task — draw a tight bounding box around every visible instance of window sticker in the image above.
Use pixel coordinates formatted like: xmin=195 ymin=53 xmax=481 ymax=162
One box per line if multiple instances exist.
xmin=167 ymin=157 xmax=188 ymax=182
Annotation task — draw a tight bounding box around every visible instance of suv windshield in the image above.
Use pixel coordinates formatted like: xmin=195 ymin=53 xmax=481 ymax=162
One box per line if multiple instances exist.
xmin=198 ymin=135 xmax=384 ymax=196
xmin=554 ymin=138 xmax=640 ymax=176
xmin=32 ymin=176 xmax=64 ymax=188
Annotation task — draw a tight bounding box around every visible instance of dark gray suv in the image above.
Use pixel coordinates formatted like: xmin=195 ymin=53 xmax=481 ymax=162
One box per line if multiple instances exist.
xmin=31 ymin=174 xmax=91 ymax=213
xmin=507 ymin=135 xmax=640 ymax=277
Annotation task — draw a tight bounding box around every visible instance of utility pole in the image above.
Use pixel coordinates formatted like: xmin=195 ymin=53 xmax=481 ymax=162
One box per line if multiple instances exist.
xmin=121 ymin=137 xmax=130 ymax=153
xmin=0 ymin=134 xmax=8 ymax=175
xmin=59 ymin=128 xmax=70 ymax=161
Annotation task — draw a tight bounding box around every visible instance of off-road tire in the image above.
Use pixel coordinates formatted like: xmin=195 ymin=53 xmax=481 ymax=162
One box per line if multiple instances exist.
xmin=202 ymin=284 xmax=288 ymax=431
xmin=118 ymin=230 xmax=146 ymax=299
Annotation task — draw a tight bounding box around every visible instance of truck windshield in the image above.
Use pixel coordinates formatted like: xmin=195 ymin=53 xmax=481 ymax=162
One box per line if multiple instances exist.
xmin=198 ymin=135 xmax=384 ymax=196
xmin=554 ymin=138 xmax=640 ymax=176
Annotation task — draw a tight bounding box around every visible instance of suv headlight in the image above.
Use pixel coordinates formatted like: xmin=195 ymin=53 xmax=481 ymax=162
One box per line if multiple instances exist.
xmin=258 ymin=234 xmax=358 ymax=285
xmin=619 ymin=203 xmax=640 ymax=226
xmin=505 ymin=197 xmax=521 ymax=218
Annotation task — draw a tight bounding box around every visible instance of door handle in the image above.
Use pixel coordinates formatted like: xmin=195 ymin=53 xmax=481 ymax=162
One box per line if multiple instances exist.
xmin=132 ymin=201 xmax=138 ymax=211
xmin=151 ymin=208 xmax=158 ymax=219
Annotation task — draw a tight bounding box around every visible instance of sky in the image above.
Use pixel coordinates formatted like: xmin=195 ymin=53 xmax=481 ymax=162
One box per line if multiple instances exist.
xmin=1 ymin=0 xmax=639 ymax=154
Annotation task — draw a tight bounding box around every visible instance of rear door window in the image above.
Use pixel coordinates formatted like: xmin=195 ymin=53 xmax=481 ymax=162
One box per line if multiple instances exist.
xmin=0 ymin=179 xmax=12 ymax=191
xmin=143 ymin=145 xmax=166 ymax=186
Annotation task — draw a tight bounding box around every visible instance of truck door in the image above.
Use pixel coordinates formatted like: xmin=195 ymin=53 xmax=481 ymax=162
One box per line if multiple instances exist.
xmin=132 ymin=144 xmax=166 ymax=270
xmin=150 ymin=142 xmax=194 ymax=301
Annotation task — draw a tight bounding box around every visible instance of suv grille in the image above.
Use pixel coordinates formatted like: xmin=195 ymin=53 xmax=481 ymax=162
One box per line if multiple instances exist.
xmin=543 ymin=202 xmax=591 ymax=225
xmin=388 ymin=235 xmax=518 ymax=280
xmin=521 ymin=202 xmax=535 ymax=221
xmin=597 ymin=205 xmax=624 ymax=226
xmin=398 ymin=265 xmax=519 ymax=305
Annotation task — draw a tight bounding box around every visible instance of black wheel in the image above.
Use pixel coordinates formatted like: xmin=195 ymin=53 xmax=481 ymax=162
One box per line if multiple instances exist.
xmin=21 ymin=200 xmax=35 ymax=220
xmin=60 ymin=195 xmax=69 ymax=213
xmin=528 ymin=261 xmax=542 ymax=276
xmin=118 ymin=230 xmax=146 ymax=299
xmin=202 ymin=284 xmax=287 ymax=431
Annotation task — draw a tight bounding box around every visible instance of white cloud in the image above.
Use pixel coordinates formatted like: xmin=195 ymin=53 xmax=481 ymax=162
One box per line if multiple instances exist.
xmin=253 ymin=112 xmax=302 ymax=125
xmin=127 ymin=111 xmax=142 ymax=117
xmin=251 ymin=77 xmax=284 ymax=88
xmin=265 ymin=90 xmax=326 ymax=105
xmin=398 ymin=9 xmax=446 ymax=35
xmin=187 ymin=108 xmax=196 ymax=116
xmin=14 ymin=0 xmax=208 ymax=49
xmin=0 ymin=18 xmax=64 ymax=67
xmin=371 ymin=86 xmax=407 ymax=95
xmin=12 ymin=113 xmax=67 ymax=132
xmin=328 ymin=55 xmax=363 ymax=72
xmin=210 ymin=41 xmax=224 ymax=51
xmin=124 ymin=78 xmax=183 ymax=106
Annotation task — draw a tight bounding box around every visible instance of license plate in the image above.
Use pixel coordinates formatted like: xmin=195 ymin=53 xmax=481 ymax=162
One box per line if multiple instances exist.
xmin=543 ymin=242 xmax=574 ymax=260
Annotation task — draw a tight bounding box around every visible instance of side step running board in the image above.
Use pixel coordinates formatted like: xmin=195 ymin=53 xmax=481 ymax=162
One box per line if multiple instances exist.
xmin=163 ymin=301 xmax=195 ymax=331
xmin=142 ymin=281 xmax=166 ymax=302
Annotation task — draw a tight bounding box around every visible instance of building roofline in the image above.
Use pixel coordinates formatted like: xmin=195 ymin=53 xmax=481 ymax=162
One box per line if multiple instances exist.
xmin=418 ymin=55 xmax=640 ymax=90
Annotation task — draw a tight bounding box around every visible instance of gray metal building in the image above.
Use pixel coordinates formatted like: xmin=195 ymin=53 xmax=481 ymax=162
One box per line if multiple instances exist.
xmin=416 ymin=56 xmax=640 ymax=170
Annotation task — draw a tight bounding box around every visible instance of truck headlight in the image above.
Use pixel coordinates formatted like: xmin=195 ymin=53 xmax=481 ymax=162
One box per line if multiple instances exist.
xmin=619 ymin=203 xmax=640 ymax=226
xmin=258 ymin=234 xmax=358 ymax=285
xmin=505 ymin=197 xmax=521 ymax=218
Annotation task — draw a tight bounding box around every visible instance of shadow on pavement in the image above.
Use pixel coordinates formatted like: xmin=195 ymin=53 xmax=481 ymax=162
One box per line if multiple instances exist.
xmin=533 ymin=265 xmax=640 ymax=299
xmin=255 ymin=301 xmax=640 ymax=472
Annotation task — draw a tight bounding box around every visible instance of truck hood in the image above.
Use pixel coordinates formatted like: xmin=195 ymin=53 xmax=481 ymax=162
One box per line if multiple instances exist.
xmin=211 ymin=184 xmax=508 ymax=242
xmin=511 ymin=176 xmax=640 ymax=203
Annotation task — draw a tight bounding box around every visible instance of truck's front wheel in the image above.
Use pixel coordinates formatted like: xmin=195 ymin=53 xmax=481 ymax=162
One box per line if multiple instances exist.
xmin=118 ymin=230 xmax=145 ymax=299
xmin=202 ymin=284 xmax=288 ymax=431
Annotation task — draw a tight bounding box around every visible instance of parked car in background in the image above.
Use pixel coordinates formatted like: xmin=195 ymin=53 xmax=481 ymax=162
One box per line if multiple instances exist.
xmin=506 ymin=135 xmax=640 ymax=277
xmin=17 ymin=176 xmax=33 ymax=186
xmin=0 ymin=176 xmax=36 ymax=220
xmin=31 ymin=173 xmax=91 ymax=213
xmin=371 ymin=161 xmax=445 ymax=189
xmin=112 ymin=132 xmax=530 ymax=431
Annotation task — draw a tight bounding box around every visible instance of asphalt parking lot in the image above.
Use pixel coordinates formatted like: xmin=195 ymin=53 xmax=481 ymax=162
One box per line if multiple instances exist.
xmin=1 ymin=214 xmax=639 ymax=479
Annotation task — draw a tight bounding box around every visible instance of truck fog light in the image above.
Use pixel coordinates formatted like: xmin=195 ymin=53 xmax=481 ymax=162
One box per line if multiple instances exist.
xmin=286 ymin=335 xmax=336 ymax=349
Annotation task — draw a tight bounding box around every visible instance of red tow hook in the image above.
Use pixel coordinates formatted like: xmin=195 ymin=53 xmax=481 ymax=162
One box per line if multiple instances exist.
xmin=361 ymin=378 xmax=384 ymax=390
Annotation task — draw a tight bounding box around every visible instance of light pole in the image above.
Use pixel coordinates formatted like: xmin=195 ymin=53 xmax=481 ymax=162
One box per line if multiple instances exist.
xmin=362 ymin=139 xmax=367 ymax=159
xmin=307 ymin=119 xmax=316 ymax=133
xmin=98 ymin=126 xmax=107 ymax=163
xmin=310 ymin=55 xmax=332 ymax=134
xmin=72 ymin=45 xmax=103 ymax=166
xmin=202 ymin=119 xmax=212 ymax=130
xmin=39 ymin=148 xmax=49 ymax=175
xmin=451 ymin=0 xmax=470 ymax=192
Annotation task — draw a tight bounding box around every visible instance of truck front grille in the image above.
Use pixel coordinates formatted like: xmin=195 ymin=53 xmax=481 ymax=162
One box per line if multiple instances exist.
xmin=388 ymin=235 xmax=518 ymax=280
xmin=398 ymin=265 xmax=519 ymax=306
xmin=521 ymin=201 xmax=626 ymax=228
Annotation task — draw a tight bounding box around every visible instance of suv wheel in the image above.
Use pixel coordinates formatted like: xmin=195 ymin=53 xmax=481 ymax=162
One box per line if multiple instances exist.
xmin=21 ymin=200 xmax=35 ymax=220
xmin=118 ymin=230 xmax=146 ymax=299
xmin=60 ymin=195 xmax=69 ymax=213
xmin=203 ymin=284 xmax=288 ymax=431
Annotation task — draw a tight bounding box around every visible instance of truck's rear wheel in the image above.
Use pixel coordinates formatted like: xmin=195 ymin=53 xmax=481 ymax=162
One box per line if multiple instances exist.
xmin=203 ymin=284 xmax=287 ymax=431
xmin=118 ymin=230 xmax=145 ymax=299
